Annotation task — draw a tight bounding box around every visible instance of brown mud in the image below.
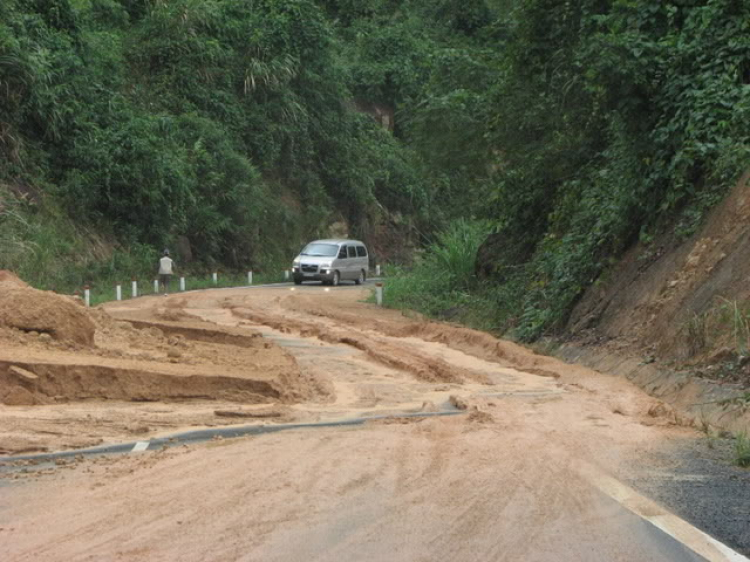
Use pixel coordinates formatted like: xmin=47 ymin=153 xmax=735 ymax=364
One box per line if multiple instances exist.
xmin=4 ymin=283 xmax=742 ymax=561
xmin=0 ymin=282 xmax=329 ymax=453
xmin=0 ymin=270 xmax=95 ymax=346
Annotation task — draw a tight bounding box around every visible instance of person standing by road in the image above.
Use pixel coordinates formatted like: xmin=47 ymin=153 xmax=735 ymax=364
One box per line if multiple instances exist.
xmin=159 ymin=250 xmax=175 ymax=295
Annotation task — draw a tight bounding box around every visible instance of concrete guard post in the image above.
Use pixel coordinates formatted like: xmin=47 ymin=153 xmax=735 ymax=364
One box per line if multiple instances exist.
xmin=179 ymin=277 xmax=186 ymax=292
xmin=84 ymin=286 xmax=90 ymax=307
xmin=131 ymin=278 xmax=138 ymax=299
xmin=375 ymin=282 xmax=383 ymax=306
xmin=248 ymin=271 xmax=253 ymax=285
xmin=212 ymin=272 xmax=218 ymax=285
xmin=116 ymin=284 xmax=122 ymax=301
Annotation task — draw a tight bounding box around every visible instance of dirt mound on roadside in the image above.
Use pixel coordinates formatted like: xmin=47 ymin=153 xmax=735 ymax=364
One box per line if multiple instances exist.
xmin=0 ymin=359 xmax=287 ymax=406
xmin=0 ymin=283 xmax=96 ymax=346
xmin=0 ymin=270 xmax=29 ymax=289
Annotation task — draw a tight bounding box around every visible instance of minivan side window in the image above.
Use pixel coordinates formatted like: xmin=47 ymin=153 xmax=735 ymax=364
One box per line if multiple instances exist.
xmin=347 ymin=246 xmax=357 ymax=258
xmin=338 ymin=246 xmax=348 ymax=259
xmin=356 ymin=246 xmax=367 ymax=257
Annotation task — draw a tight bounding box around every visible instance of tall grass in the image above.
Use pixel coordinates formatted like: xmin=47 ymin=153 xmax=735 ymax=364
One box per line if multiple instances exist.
xmin=720 ymin=298 xmax=750 ymax=356
xmin=683 ymin=298 xmax=750 ymax=359
xmin=735 ymin=432 xmax=750 ymax=468
xmin=382 ymin=219 xmax=501 ymax=327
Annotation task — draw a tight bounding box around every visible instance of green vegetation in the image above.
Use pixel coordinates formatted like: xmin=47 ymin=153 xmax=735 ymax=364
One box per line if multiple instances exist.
xmin=0 ymin=0 xmax=427 ymax=293
xmin=382 ymin=219 xmax=496 ymax=326
xmin=364 ymin=0 xmax=750 ymax=340
xmin=736 ymin=432 xmax=750 ymax=468
xmin=2 ymin=0 xmax=750 ymax=336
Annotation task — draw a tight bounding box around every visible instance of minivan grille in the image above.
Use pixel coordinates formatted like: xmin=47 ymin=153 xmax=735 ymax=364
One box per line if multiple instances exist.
xmin=301 ymin=264 xmax=318 ymax=273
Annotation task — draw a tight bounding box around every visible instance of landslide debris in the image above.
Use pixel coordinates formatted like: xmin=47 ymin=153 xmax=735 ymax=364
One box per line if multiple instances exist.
xmin=0 ymin=271 xmax=96 ymax=346
xmin=0 ymin=273 xmax=328 ymax=423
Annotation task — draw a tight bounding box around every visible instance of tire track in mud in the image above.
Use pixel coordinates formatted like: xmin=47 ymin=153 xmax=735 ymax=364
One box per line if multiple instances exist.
xmin=228 ymin=306 xmax=491 ymax=385
xmin=279 ymin=296 xmax=564 ymax=379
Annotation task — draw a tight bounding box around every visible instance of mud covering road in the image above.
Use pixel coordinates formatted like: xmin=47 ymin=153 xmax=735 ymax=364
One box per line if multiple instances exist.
xmin=1 ymin=283 xmax=748 ymax=560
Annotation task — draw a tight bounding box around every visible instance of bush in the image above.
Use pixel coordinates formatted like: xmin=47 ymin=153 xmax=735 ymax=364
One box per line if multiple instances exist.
xmin=383 ymin=219 xmax=491 ymax=317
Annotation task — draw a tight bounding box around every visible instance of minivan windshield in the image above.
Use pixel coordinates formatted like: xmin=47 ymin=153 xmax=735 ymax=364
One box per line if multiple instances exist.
xmin=300 ymin=243 xmax=339 ymax=257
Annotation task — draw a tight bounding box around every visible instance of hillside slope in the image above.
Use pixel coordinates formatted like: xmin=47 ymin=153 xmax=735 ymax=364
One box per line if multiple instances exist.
xmin=560 ymin=173 xmax=750 ymax=431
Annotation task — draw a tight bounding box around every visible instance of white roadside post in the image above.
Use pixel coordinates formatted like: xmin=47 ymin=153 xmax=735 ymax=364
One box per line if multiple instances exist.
xmin=179 ymin=276 xmax=186 ymax=292
xmin=116 ymin=284 xmax=122 ymax=301
xmin=84 ymin=286 xmax=91 ymax=307
xmin=284 ymin=269 xmax=290 ymax=281
xmin=248 ymin=271 xmax=253 ymax=285
xmin=375 ymin=282 xmax=384 ymax=306
xmin=212 ymin=272 xmax=218 ymax=285
xmin=375 ymin=264 xmax=381 ymax=277
xmin=153 ymin=279 xmax=159 ymax=294
xmin=131 ymin=278 xmax=138 ymax=299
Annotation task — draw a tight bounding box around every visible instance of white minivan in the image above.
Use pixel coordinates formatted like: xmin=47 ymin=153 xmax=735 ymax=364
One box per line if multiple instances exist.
xmin=292 ymin=239 xmax=369 ymax=286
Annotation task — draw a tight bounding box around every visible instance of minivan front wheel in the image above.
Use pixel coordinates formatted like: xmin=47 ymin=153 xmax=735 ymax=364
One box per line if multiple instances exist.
xmin=332 ymin=271 xmax=340 ymax=286
xmin=355 ymin=270 xmax=365 ymax=285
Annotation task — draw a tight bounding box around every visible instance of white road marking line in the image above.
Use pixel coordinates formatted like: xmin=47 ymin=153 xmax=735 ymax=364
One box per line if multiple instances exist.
xmin=576 ymin=461 xmax=749 ymax=562
xmin=131 ymin=441 xmax=149 ymax=453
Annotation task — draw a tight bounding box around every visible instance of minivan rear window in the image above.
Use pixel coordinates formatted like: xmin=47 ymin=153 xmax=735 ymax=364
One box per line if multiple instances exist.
xmin=347 ymin=246 xmax=357 ymax=258
xmin=356 ymin=246 xmax=367 ymax=257
xmin=301 ymin=243 xmax=338 ymax=257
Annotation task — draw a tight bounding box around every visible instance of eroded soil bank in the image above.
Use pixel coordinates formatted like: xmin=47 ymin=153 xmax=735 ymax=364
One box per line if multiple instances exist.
xmin=562 ymin=174 xmax=750 ymax=433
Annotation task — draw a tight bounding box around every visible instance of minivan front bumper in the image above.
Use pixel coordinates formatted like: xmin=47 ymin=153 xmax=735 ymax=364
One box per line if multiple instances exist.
xmin=292 ymin=267 xmax=335 ymax=283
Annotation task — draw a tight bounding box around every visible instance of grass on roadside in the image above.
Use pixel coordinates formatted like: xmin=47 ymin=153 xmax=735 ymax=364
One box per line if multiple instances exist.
xmin=736 ymin=432 xmax=750 ymax=468
xmin=380 ymin=219 xmax=525 ymax=335
xmin=88 ymin=270 xmax=288 ymax=306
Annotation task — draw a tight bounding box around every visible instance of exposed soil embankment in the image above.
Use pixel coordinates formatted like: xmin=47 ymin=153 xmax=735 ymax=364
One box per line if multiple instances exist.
xmin=0 ymin=360 xmax=282 ymax=405
xmin=562 ymin=173 xmax=750 ymax=432
xmin=0 ymin=279 xmax=331 ymax=452
xmin=555 ymin=344 xmax=750 ymax=433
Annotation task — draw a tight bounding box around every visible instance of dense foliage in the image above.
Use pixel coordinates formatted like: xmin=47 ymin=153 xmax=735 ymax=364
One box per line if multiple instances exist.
xmin=2 ymin=0 xmax=748 ymax=336
xmin=0 ymin=0 xmax=426 ymax=282
xmin=357 ymin=0 xmax=750 ymax=340
xmin=488 ymin=0 xmax=750 ymax=339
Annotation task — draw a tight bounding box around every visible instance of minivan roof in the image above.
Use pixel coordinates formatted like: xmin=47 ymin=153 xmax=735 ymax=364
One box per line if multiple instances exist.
xmin=308 ymin=239 xmax=365 ymax=246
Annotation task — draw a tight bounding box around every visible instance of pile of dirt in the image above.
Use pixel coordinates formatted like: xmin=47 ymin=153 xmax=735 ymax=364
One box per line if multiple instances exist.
xmin=0 ymin=359 xmax=285 ymax=406
xmin=0 ymin=270 xmax=29 ymax=289
xmin=0 ymin=277 xmax=328 ymax=414
xmin=0 ymin=271 xmax=95 ymax=346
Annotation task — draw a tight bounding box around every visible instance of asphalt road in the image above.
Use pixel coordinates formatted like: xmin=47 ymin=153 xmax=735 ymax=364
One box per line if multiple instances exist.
xmin=628 ymin=436 xmax=750 ymax=557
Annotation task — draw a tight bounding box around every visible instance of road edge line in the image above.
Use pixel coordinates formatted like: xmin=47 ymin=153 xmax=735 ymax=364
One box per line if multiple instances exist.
xmin=576 ymin=461 xmax=749 ymax=562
